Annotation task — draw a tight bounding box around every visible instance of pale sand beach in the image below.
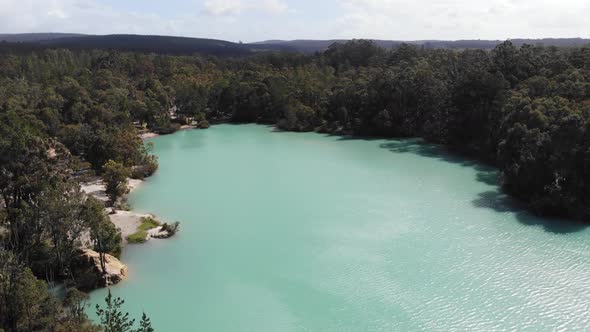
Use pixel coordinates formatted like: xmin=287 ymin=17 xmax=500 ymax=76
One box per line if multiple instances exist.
xmin=109 ymin=210 xmax=155 ymax=245
xmin=81 ymin=178 xmax=154 ymax=244
xmin=139 ymin=132 xmax=159 ymax=139
xmin=139 ymin=125 xmax=197 ymax=140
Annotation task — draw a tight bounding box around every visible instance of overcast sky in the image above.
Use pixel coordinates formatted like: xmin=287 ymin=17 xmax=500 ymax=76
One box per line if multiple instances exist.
xmin=0 ymin=0 xmax=589 ymax=42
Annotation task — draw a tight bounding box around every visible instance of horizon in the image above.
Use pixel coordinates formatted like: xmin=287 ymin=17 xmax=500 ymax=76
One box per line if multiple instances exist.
xmin=1 ymin=0 xmax=589 ymax=43
xmin=1 ymin=32 xmax=589 ymax=44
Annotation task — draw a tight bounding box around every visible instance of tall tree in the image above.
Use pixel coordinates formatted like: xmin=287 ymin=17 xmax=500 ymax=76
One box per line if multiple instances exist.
xmin=102 ymin=160 xmax=131 ymax=206
xmin=82 ymin=197 xmax=121 ymax=275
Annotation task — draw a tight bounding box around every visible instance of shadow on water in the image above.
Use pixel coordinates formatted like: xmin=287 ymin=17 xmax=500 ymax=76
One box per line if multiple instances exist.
xmin=378 ymin=139 xmax=588 ymax=234
xmin=473 ymin=190 xmax=588 ymax=234
xmin=378 ymin=139 xmax=496 ymax=176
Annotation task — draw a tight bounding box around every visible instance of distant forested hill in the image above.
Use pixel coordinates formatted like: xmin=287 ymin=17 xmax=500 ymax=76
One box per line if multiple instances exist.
xmin=41 ymin=35 xmax=256 ymax=56
xmin=0 ymin=33 xmax=296 ymax=56
xmin=0 ymin=32 xmax=86 ymax=42
xmin=1 ymin=33 xmax=589 ymax=56
xmin=255 ymin=38 xmax=590 ymax=53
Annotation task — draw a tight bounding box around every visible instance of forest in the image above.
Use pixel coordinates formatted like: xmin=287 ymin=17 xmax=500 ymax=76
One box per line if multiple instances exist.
xmin=0 ymin=40 xmax=589 ymax=331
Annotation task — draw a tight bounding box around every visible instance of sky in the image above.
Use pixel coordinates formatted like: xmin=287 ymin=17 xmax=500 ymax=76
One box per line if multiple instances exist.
xmin=0 ymin=0 xmax=589 ymax=42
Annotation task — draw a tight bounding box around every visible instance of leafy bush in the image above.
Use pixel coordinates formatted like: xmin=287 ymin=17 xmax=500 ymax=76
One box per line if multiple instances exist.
xmin=154 ymin=122 xmax=181 ymax=135
xmin=127 ymin=231 xmax=148 ymax=244
xmin=161 ymin=221 xmax=180 ymax=236
xmin=138 ymin=217 xmax=160 ymax=231
xmin=127 ymin=217 xmax=161 ymax=244
xmin=198 ymin=120 xmax=210 ymax=129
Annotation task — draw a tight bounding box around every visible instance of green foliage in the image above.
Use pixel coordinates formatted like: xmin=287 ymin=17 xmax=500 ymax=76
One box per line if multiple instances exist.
xmin=0 ymin=252 xmax=58 ymax=332
xmin=1 ymin=250 xmax=102 ymax=332
xmin=126 ymin=231 xmax=149 ymax=244
xmin=138 ymin=217 xmax=161 ymax=231
xmin=137 ymin=313 xmax=155 ymax=332
xmin=36 ymin=180 xmax=89 ymax=279
xmin=95 ymin=291 xmax=135 ymax=332
xmin=63 ymin=288 xmax=91 ymax=322
xmin=131 ymin=143 xmax=159 ymax=179
xmin=95 ymin=290 xmax=154 ymax=332
xmin=102 ymin=160 xmax=131 ymax=206
xmin=83 ymin=197 xmax=122 ymax=270
xmin=198 ymin=120 xmax=211 ymax=129
xmin=127 ymin=217 xmax=161 ymax=244
xmin=161 ymin=222 xmax=180 ymax=236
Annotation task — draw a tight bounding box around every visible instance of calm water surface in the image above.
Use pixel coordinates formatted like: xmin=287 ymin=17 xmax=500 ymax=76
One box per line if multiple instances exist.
xmin=89 ymin=124 xmax=590 ymax=331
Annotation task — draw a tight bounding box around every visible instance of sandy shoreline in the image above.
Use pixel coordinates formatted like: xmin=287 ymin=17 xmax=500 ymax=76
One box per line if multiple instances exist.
xmin=81 ymin=178 xmax=157 ymax=245
xmin=139 ymin=132 xmax=159 ymax=139
xmin=84 ymin=127 xmax=192 ymax=244
xmin=139 ymin=125 xmax=198 ymax=140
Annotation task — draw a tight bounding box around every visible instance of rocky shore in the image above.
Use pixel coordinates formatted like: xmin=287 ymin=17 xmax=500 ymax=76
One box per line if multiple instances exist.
xmin=73 ymin=249 xmax=128 ymax=290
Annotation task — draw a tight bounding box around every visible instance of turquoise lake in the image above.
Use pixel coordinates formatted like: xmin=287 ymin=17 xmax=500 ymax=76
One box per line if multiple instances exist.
xmin=89 ymin=124 xmax=590 ymax=331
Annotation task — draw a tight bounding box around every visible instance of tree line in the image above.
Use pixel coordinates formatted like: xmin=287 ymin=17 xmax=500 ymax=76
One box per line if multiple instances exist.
xmin=0 ymin=40 xmax=589 ymax=330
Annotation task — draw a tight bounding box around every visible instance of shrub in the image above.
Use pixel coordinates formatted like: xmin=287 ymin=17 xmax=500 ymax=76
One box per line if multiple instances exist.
xmin=142 ymin=157 xmax=159 ymax=177
xmin=198 ymin=120 xmax=210 ymax=129
xmin=130 ymin=166 xmax=145 ymax=180
xmin=138 ymin=217 xmax=160 ymax=231
xmin=127 ymin=231 xmax=148 ymax=244
xmin=127 ymin=217 xmax=161 ymax=244
xmin=161 ymin=221 xmax=180 ymax=236
xmin=155 ymin=122 xmax=181 ymax=135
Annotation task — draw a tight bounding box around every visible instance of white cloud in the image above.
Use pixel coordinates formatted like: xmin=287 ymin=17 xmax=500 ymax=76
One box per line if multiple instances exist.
xmin=0 ymin=0 xmax=293 ymax=41
xmin=204 ymin=0 xmax=242 ymax=16
xmin=47 ymin=9 xmax=67 ymax=19
xmin=203 ymin=0 xmax=288 ymax=16
xmin=0 ymin=0 xmax=170 ymax=34
xmin=334 ymin=0 xmax=590 ymax=40
xmin=0 ymin=0 xmax=587 ymax=42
